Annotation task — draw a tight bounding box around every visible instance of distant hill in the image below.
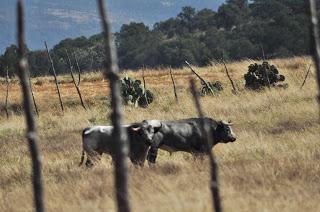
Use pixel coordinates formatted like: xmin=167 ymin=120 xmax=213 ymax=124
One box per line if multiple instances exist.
xmin=0 ymin=0 xmax=224 ymax=53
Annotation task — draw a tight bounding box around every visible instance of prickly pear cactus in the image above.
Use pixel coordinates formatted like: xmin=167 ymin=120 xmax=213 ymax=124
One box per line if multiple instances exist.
xmin=244 ymin=62 xmax=286 ymax=90
xmin=201 ymin=81 xmax=223 ymax=95
xmin=120 ymin=76 xmax=154 ymax=108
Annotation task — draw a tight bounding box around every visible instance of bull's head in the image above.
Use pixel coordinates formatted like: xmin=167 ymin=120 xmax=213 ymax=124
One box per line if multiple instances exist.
xmin=131 ymin=120 xmax=162 ymax=143
xmin=216 ymin=120 xmax=236 ymax=143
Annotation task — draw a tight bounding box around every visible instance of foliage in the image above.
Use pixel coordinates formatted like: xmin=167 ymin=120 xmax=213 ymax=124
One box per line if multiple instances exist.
xmin=0 ymin=0 xmax=315 ymax=76
xmin=120 ymin=76 xmax=154 ymax=108
xmin=244 ymin=61 xmax=286 ymax=90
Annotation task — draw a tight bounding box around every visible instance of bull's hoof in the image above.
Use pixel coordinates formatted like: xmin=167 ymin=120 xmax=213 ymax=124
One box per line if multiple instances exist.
xmin=148 ymin=161 xmax=156 ymax=168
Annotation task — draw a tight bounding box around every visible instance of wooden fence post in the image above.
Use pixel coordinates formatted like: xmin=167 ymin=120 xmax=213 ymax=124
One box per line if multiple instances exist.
xmin=65 ymin=49 xmax=86 ymax=110
xmin=28 ymin=72 xmax=39 ymax=116
xmin=221 ymin=60 xmax=237 ymax=94
xmin=308 ymin=0 xmax=320 ymax=118
xmin=17 ymin=1 xmax=45 ymax=211
xmin=5 ymin=67 xmax=9 ymax=119
xmin=300 ymin=64 xmax=312 ymax=89
xmin=190 ymin=79 xmax=222 ymax=212
xmin=73 ymin=52 xmax=81 ymax=86
xmin=97 ymin=0 xmax=130 ymax=212
xmin=169 ymin=67 xmax=178 ymax=102
xmin=260 ymin=44 xmax=266 ymax=61
xmin=142 ymin=66 xmax=149 ymax=107
xmin=185 ymin=61 xmax=214 ymax=95
xmin=44 ymin=41 xmax=64 ymax=113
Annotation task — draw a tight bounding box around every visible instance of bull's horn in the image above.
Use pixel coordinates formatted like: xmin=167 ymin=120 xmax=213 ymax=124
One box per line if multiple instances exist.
xmin=228 ymin=120 xmax=234 ymax=125
xmin=222 ymin=120 xmax=234 ymax=126
xmin=131 ymin=126 xmax=141 ymax=131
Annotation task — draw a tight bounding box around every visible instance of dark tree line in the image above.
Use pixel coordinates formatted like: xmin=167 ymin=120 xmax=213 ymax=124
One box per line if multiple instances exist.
xmin=0 ymin=0 xmax=318 ymax=76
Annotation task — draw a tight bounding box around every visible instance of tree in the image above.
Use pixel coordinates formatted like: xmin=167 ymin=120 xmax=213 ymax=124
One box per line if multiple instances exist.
xmin=0 ymin=44 xmax=28 ymax=76
xmin=217 ymin=0 xmax=250 ymax=30
xmin=116 ymin=22 xmax=161 ymax=69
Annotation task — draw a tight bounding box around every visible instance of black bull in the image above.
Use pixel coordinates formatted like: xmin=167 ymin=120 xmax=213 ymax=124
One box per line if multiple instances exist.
xmin=146 ymin=118 xmax=237 ymax=164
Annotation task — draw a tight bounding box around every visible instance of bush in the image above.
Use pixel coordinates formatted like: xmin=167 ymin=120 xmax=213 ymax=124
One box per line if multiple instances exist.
xmin=244 ymin=62 xmax=286 ymax=90
xmin=120 ymin=76 xmax=154 ymax=108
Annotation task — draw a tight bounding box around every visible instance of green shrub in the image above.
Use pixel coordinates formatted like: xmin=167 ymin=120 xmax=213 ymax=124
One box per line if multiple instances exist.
xmin=120 ymin=76 xmax=154 ymax=108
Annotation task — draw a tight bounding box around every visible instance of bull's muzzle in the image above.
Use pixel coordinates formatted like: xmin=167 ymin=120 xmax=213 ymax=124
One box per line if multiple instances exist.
xmin=230 ymin=137 xmax=236 ymax=142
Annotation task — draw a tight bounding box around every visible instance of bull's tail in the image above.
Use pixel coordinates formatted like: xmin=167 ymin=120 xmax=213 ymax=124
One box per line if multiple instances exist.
xmin=79 ymin=128 xmax=90 ymax=167
xmin=79 ymin=150 xmax=85 ymax=166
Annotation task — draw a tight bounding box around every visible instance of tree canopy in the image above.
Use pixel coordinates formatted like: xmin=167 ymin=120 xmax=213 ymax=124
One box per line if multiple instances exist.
xmin=0 ymin=0 xmax=315 ymax=76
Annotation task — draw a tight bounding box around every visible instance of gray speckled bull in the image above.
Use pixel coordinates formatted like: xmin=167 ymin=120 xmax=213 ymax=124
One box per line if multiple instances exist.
xmin=79 ymin=120 xmax=162 ymax=167
xmin=146 ymin=118 xmax=236 ymax=164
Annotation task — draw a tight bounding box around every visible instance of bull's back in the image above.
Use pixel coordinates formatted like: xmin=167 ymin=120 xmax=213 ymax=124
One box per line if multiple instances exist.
xmin=82 ymin=126 xmax=114 ymax=154
xmin=159 ymin=121 xmax=202 ymax=153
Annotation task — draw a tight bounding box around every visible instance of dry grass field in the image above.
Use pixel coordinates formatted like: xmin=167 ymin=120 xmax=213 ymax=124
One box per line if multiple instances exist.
xmin=0 ymin=57 xmax=319 ymax=212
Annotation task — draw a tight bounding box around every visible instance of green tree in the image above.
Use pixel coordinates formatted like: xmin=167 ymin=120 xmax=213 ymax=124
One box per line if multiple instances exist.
xmin=217 ymin=0 xmax=250 ymax=30
xmin=0 ymin=44 xmax=28 ymax=76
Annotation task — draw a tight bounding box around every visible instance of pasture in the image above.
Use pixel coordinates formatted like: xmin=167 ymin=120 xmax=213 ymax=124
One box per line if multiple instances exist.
xmin=0 ymin=57 xmax=319 ymax=212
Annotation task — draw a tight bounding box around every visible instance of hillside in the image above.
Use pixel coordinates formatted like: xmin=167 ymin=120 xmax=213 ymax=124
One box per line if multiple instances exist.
xmin=0 ymin=57 xmax=319 ymax=211
xmin=0 ymin=0 xmax=313 ymax=77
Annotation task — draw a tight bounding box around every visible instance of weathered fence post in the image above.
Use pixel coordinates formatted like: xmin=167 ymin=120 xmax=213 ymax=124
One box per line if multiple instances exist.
xmin=5 ymin=67 xmax=9 ymax=118
xmin=300 ymin=64 xmax=312 ymax=89
xmin=257 ymin=48 xmax=271 ymax=89
xmin=190 ymin=79 xmax=222 ymax=212
xmin=97 ymin=0 xmax=130 ymax=212
xmin=65 ymin=49 xmax=86 ymax=110
xmin=185 ymin=61 xmax=214 ymax=95
xmin=142 ymin=66 xmax=149 ymax=107
xmin=44 ymin=41 xmax=64 ymax=113
xmin=308 ymin=0 xmax=320 ymax=118
xmin=169 ymin=67 xmax=178 ymax=102
xmin=73 ymin=52 xmax=81 ymax=86
xmin=28 ymin=72 xmax=39 ymax=116
xmin=260 ymin=44 xmax=266 ymax=61
xmin=221 ymin=59 xmax=237 ymax=94
xmin=17 ymin=1 xmax=45 ymax=211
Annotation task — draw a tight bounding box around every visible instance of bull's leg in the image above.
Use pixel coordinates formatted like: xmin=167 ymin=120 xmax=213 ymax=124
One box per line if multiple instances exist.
xmin=85 ymin=151 xmax=101 ymax=167
xmin=147 ymin=146 xmax=158 ymax=166
xmin=193 ymin=152 xmax=206 ymax=161
xmin=79 ymin=150 xmax=85 ymax=166
xmin=85 ymin=158 xmax=94 ymax=167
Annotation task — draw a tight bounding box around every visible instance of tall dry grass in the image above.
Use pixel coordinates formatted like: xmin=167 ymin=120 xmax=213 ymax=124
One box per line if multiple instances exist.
xmin=0 ymin=56 xmax=319 ymax=212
